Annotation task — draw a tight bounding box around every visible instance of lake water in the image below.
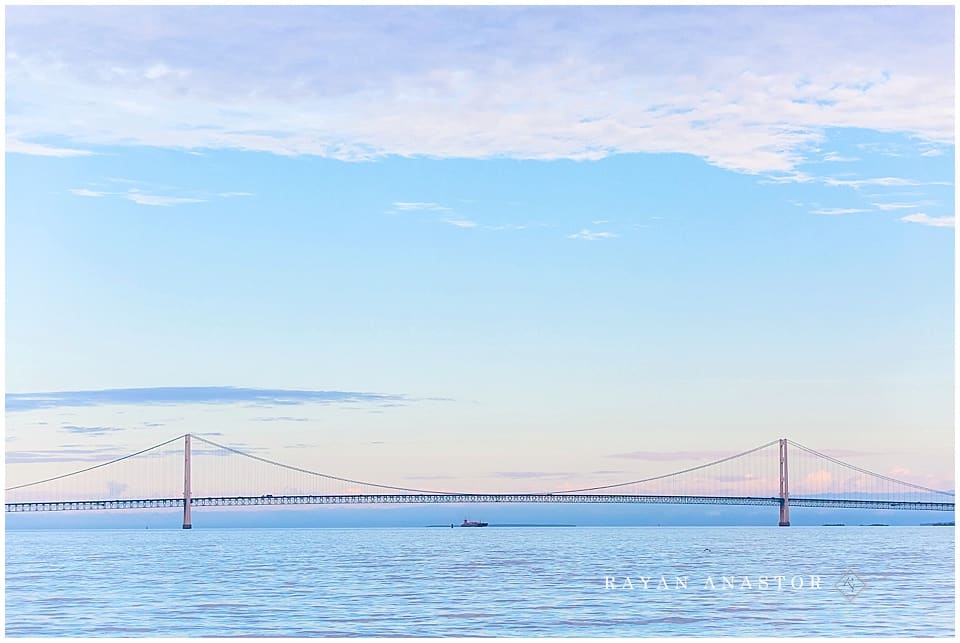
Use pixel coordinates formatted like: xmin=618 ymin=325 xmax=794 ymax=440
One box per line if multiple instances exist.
xmin=4 ymin=526 xmax=954 ymax=636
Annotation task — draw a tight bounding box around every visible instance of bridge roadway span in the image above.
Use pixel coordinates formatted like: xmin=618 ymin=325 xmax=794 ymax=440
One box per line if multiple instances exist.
xmin=5 ymin=494 xmax=955 ymax=512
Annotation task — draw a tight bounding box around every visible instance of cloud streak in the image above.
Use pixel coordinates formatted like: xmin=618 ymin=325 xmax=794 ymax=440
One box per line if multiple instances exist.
xmin=61 ymin=425 xmax=126 ymax=436
xmin=444 ymin=218 xmax=478 ymax=228
xmin=822 ymin=152 xmax=859 ymax=162
xmin=900 ymin=213 xmax=954 ymax=228
xmin=6 ymin=386 xmax=406 ymax=412
xmin=6 ymin=446 xmax=125 ymax=464
xmin=69 ymin=188 xmax=109 ymax=197
xmin=824 ymin=177 xmax=952 ymax=189
xmin=872 ymin=201 xmax=936 ymax=211
xmin=809 ymin=207 xmax=869 ymax=215
xmin=7 ymin=139 xmax=96 ymax=157
xmin=124 ymin=192 xmax=205 ymax=207
xmin=389 ymin=199 xmax=529 ymax=233
xmin=391 ymin=202 xmax=451 ymax=212
xmin=567 ymin=229 xmax=618 ymax=241
xmin=67 ymin=184 xmax=251 ymax=207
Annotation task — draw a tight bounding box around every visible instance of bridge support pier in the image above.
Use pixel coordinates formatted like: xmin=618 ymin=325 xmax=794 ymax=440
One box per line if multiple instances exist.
xmin=778 ymin=438 xmax=790 ymax=526
xmin=182 ymin=434 xmax=192 ymax=529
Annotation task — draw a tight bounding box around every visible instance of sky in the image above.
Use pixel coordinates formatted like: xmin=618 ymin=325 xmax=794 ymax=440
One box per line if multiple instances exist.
xmin=3 ymin=6 xmax=955 ymax=523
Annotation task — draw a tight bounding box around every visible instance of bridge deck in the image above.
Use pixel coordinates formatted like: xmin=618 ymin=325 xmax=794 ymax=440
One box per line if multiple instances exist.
xmin=5 ymin=494 xmax=955 ymax=512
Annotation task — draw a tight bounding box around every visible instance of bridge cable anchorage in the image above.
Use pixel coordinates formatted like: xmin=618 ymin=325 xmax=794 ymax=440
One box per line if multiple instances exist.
xmin=188 ymin=434 xmax=465 ymax=496
xmin=545 ymin=438 xmax=781 ymax=494
xmin=4 ymin=434 xmax=188 ymax=491
xmin=786 ymin=439 xmax=955 ymax=497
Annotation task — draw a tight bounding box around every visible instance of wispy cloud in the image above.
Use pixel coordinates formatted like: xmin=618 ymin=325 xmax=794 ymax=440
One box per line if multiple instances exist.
xmin=391 ymin=202 xmax=451 ymax=212
xmin=567 ymin=229 xmax=618 ymax=241
xmin=68 ymin=184 xmax=250 ymax=207
xmin=855 ymin=141 xmax=906 ymax=157
xmin=6 ymin=446 xmax=124 ymax=463
xmin=822 ymin=152 xmax=859 ymax=162
xmin=252 ymin=416 xmax=311 ymax=422
xmin=6 ymin=138 xmax=96 ymax=157
xmin=390 ymin=200 xmax=528 ymax=233
xmin=900 ymin=213 xmax=954 ymax=228
xmin=809 ymin=207 xmax=869 ymax=215
xmin=757 ymin=171 xmax=816 ymax=185
xmin=105 ymin=177 xmax=146 ymax=185
xmin=6 ymin=7 xmax=953 ymax=174
xmin=824 ymin=177 xmax=952 ymax=189
xmin=124 ymin=192 xmax=206 ymax=207
xmin=872 ymin=201 xmax=936 ymax=211
xmin=444 ymin=218 xmax=478 ymax=228
xmin=61 ymin=425 xmax=126 ymax=436
xmin=69 ymin=188 xmax=110 ymax=198
xmin=6 ymin=386 xmax=406 ymax=412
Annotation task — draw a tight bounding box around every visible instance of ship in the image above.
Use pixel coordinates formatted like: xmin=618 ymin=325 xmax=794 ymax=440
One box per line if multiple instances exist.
xmin=460 ymin=519 xmax=488 ymax=527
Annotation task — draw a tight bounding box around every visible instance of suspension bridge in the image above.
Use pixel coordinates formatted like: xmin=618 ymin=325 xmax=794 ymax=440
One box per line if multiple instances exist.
xmin=5 ymin=435 xmax=954 ymax=527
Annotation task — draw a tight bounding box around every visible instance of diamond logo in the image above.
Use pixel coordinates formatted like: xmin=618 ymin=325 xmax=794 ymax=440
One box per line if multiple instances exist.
xmin=835 ymin=570 xmax=865 ymax=601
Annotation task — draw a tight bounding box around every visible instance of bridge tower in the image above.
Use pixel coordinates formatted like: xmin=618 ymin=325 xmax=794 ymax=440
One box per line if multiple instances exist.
xmin=182 ymin=434 xmax=192 ymax=529
xmin=778 ymin=438 xmax=790 ymax=526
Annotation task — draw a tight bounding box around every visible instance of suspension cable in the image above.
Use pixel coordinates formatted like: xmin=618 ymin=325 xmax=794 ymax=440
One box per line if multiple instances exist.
xmin=190 ymin=434 xmax=461 ymax=495
xmin=787 ymin=439 xmax=954 ymax=497
xmin=548 ymin=439 xmax=781 ymax=494
xmin=5 ymin=434 xmax=187 ymax=491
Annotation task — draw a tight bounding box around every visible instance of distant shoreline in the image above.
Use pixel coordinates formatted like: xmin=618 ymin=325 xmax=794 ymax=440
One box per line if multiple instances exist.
xmin=426 ymin=523 xmax=577 ymax=528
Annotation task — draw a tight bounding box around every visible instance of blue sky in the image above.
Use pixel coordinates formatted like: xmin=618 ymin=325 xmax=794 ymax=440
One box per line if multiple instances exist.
xmin=4 ymin=6 xmax=955 ymax=510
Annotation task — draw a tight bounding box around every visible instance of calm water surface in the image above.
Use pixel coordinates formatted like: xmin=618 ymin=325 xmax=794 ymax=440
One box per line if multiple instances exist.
xmin=5 ymin=526 xmax=954 ymax=636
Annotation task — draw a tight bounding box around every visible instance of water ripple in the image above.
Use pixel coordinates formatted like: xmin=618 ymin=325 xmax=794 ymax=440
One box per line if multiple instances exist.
xmin=5 ymin=526 xmax=954 ymax=636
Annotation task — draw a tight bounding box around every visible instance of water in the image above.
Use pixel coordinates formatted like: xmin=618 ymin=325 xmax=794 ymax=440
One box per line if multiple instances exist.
xmin=5 ymin=526 xmax=954 ymax=636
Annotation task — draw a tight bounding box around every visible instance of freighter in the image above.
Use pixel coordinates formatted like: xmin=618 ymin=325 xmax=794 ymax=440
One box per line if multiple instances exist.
xmin=461 ymin=519 xmax=488 ymax=527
